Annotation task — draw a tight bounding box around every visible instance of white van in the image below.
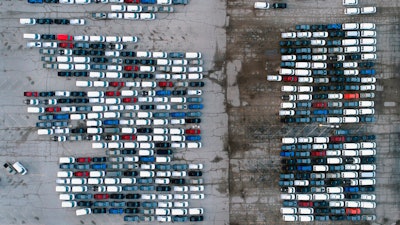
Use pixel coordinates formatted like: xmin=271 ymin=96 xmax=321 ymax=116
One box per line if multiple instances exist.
xmin=89 ymin=36 xmax=105 ymax=42
xmin=155 ymin=208 xmax=171 ymax=216
xmin=59 ymin=194 xmax=75 ymax=200
xmin=185 ymin=52 xmax=202 ymax=58
xmin=153 ymin=135 xmax=168 ymax=141
xmin=359 ymin=172 xmax=375 ymax=178
xmin=343 ymin=143 xmax=360 ymax=149
xmin=279 ymin=68 xmax=295 ymax=75
xmin=361 ymin=142 xmax=376 ymax=148
xmin=56 ymin=186 xmax=71 ymax=192
xmin=342 ymin=39 xmax=359 ymax=46
xmin=298 ymin=86 xmax=313 ymax=92
xmin=12 ymin=162 xmax=27 ymax=175
xmin=296 ymin=194 xmax=312 ymax=201
xmin=280 ymin=207 xmax=297 ymax=214
xmin=281 ymin=86 xmax=297 ymax=92
xmin=153 ymin=52 xmax=168 ymax=58
xmin=156 ymin=156 xmax=171 ymax=162
xmin=341 ymin=172 xmax=358 ymax=178
xmin=282 ymin=137 xmax=297 ymax=144
xmin=283 ymin=215 xmax=298 ymax=222
xmin=359 ymin=179 xmax=375 ymax=185
xmin=327 ymin=187 xmax=343 ymax=193
xmin=73 ymin=57 xmax=90 ymax=63
xmin=171 ymin=209 xmax=188 ymax=215
xmin=360 ymin=164 xmax=376 ymax=171
xmin=154 ymin=119 xmax=168 ymax=125
xmin=27 ymin=107 xmax=44 ymax=113
xmin=23 ymin=33 xmax=40 ymax=40
xmin=170 ymin=135 xmax=185 ymax=142
xmin=343 ymin=116 xmax=360 ymax=123
xmin=59 ymin=157 xmax=75 ymax=164
xmin=313 ymin=165 xmax=328 ymax=172
xmin=136 ymin=51 xmax=151 ymax=58
xmin=107 ymin=186 xmax=122 ymax=192
xmin=313 ymin=193 xmax=329 ymax=200
xmin=187 ymin=142 xmax=202 ymax=148
xmin=188 ymin=73 xmax=203 ymax=79
xmin=280 ymin=102 xmax=296 ymax=109
xmin=295 ymin=62 xmax=311 ymax=68
xmin=140 ymin=171 xmax=155 ymax=177
xmin=170 ymin=97 xmax=186 ymax=103
xmin=295 ymin=69 xmax=312 ymax=76
xmin=57 ymin=171 xmax=73 ymax=178
xmin=327 ymin=117 xmax=342 ymax=124
xmin=76 ymin=208 xmax=92 ymax=216
xmin=342 ymin=23 xmax=359 ymax=30
xmin=89 ymin=171 xmax=105 ymax=177
xmin=61 ymin=201 xmax=77 ymax=208
xmin=344 ymin=46 xmax=360 ymax=53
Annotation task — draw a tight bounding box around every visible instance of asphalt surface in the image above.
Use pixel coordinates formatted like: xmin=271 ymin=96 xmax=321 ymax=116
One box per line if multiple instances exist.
xmin=1 ymin=0 xmax=400 ymax=225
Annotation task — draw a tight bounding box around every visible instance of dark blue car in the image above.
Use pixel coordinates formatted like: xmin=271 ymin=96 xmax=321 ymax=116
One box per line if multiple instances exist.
xmin=186 ymin=135 xmax=201 ymax=141
xmin=360 ymin=69 xmax=376 ymax=75
xmin=28 ymin=0 xmax=43 ymax=3
xmin=327 ymin=23 xmax=341 ymax=29
xmin=344 ymin=186 xmax=359 ymax=192
xmin=54 ymin=114 xmax=69 ymax=120
xmin=91 ymin=164 xmax=107 ymax=169
xmin=168 ymin=52 xmax=184 ymax=58
xmin=109 ymin=208 xmax=123 ymax=214
xmin=188 ymin=104 xmax=203 ymax=109
xmin=297 ymin=165 xmax=312 ymax=171
xmin=313 ymin=109 xmax=328 ymax=115
xmin=280 ymin=151 xmax=295 ymax=157
xmin=170 ymin=112 xmax=186 ymax=117
xmin=156 ymin=90 xmax=171 ymax=96
xmin=139 ymin=156 xmax=155 ymax=162
xmin=281 ymin=145 xmax=296 ymax=151
xmin=103 ymin=119 xmax=119 ymax=125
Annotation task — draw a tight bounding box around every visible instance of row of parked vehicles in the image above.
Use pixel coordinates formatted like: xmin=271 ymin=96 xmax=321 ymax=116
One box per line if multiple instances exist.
xmin=277 ymin=22 xmax=377 ymax=221
xmin=279 ymin=135 xmax=376 ymax=222
xmin=56 ymin=157 xmax=204 ymax=220
xmin=28 ymin=0 xmax=189 ymax=5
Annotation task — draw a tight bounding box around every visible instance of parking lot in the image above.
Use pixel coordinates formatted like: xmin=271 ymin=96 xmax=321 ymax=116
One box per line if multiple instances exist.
xmin=0 ymin=0 xmax=400 ymax=225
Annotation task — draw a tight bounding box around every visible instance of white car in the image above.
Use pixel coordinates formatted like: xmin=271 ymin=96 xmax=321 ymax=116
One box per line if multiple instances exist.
xmin=361 ymin=46 xmax=376 ymax=53
xmin=345 ymin=7 xmax=360 ymax=15
xmin=361 ymin=6 xmax=376 ymax=14
xmin=155 ymin=178 xmax=170 ymax=184
xmin=361 ymin=77 xmax=376 ymax=83
xmin=174 ymin=194 xmax=189 ymax=199
xmin=297 ymin=32 xmax=312 ymax=38
xmin=140 ymin=13 xmax=156 ymax=20
xmin=188 ymin=164 xmax=203 ymax=169
xmin=190 ymin=194 xmax=205 ymax=199
xmin=173 ymin=186 xmax=188 ymax=192
xmin=142 ymin=194 xmax=156 ymax=200
xmin=312 ymin=32 xmax=328 ymax=38
xmin=189 ymin=186 xmax=204 ymax=192
xmin=59 ymin=0 xmax=74 ymax=3
xmin=20 ymin=18 xmax=36 ymax=25
xmin=361 ymin=30 xmax=376 ymax=37
xmin=108 ymin=13 xmax=124 ymax=19
xmin=75 ymin=0 xmax=90 ymax=3
xmin=42 ymin=42 xmax=58 ymax=48
xmin=254 ymin=2 xmax=269 ymax=9
xmin=188 ymin=90 xmax=202 ymax=95
xmin=70 ymin=19 xmax=85 ymax=25
xmin=343 ymin=0 xmax=358 ymax=5
xmin=157 ymin=194 xmax=173 ymax=200
xmin=360 ymin=23 xmax=375 ymax=30
xmin=127 ymin=5 xmax=142 ymax=12
xmin=26 ymin=42 xmax=42 ymax=48
xmin=267 ymin=75 xmax=282 ymax=81
xmin=281 ymin=32 xmax=296 ymax=39
xmin=74 ymin=35 xmax=89 ymax=41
